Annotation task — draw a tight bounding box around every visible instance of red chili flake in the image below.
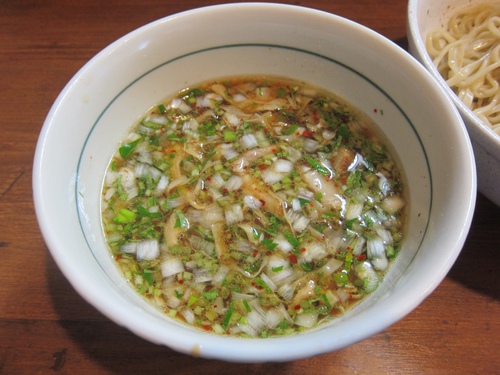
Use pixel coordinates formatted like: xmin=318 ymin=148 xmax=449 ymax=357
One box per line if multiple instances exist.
xmin=289 ymin=254 xmax=298 ymax=263
xmin=271 ymin=149 xmax=277 ymax=153
xmin=222 ymin=188 xmax=229 ymax=194
xmin=341 ymin=177 xmax=347 ymax=184
xmin=374 ymin=108 xmax=378 ymax=113
xmin=357 ymin=254 xmax=366 ymax=261
xmin=302 ymin=130 xmax=312 ymax=137
xmin=202 ymin=325 xmax=211 ymax=331
xmin=252 ymin=250 xmax=259 ymax=257
xmin=294 ymin=305 xmax=301 ymax=310
xmin=178 ymin=279 xmax=184 ymax=284
xmin=300 ymin=247 xmax=306 ymax=253
xmin=115 ymin=254 xmax=122 ymax=261
xmin=259 ymin=199 xmax=266 ymax=206
xmin=258 ymin=164 xmax=267 ymax=171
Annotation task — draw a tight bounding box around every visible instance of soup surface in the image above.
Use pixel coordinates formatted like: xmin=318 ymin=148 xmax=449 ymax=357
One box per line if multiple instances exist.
xmin=101 ymin=76 xmax=406 ymax=337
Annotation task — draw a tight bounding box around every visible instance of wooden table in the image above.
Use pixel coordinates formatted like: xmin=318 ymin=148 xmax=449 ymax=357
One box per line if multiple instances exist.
xmin=1 ymin=0 xmax=499 ymax=373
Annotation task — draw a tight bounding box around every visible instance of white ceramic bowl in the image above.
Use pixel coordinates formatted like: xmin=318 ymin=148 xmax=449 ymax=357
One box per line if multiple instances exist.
xmin=407 ymin=0 xmax=500 ymax=206
xmin=33 ymin=3 xmax=476 ymax=362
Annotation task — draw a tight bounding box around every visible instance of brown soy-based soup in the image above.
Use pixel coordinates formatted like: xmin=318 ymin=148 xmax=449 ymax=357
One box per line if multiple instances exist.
xmin=101 ymin=76 xmax=406 ymax=337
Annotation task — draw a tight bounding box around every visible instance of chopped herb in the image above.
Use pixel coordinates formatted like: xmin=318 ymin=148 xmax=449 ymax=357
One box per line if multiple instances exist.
xmin=261 ymin=238 xmax=278 ymax=251
xmin=119 ymin=138 xmax=141 ymax=159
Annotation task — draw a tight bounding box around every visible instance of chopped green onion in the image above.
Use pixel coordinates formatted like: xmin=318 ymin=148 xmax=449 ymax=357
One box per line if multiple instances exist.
xmin=143 ymin=271 xmax=154 ymax=286
xmin=255 ymin=277 xmax=273 ymax=293
xmin=222 ymin=302 xmax=235 ymax=330
xmin=303 ymin=155 xmax=331 ymax=177
xmin=114 ymin=209 xmax=136 ymax=223
xmin=187 ymin=295 xmax=198 ymax=307
xmin=283 ymin=124 xmax=300 ymax=135
xmin=224 ymin=130 xmax=236 ymax=142
xmin=243 ymin=300 xmax=252 ymax=312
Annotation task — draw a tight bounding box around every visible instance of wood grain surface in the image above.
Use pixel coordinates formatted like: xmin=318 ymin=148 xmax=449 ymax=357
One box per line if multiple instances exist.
xmin=1 ymin=0 xmax=499 ymax=374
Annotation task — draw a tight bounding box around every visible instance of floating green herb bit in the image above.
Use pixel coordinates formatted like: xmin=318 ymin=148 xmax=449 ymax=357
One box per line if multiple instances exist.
xmin=101 ymin=76 xmax=406 ymax=338
xmin=119 ymin=138 xmax=141 ymax=159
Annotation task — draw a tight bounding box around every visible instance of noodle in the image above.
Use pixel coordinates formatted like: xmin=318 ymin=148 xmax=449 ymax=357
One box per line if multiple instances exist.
xmin=426 ymin=3 xmax=500 ymax=135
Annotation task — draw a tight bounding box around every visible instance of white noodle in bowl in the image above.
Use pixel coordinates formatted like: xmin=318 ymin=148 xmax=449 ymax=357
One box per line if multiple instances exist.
xmin=408 ymin=0 xmax=500 ymax=206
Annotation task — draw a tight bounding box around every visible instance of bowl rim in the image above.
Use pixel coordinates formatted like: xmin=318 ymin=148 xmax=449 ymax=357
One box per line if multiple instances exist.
xmin=33 ymin=2 xmax=476 ymax=362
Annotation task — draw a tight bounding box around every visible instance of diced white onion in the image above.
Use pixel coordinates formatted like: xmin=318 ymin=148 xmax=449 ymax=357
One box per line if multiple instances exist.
xmin=239 ymin=134 xmax=259 ymax=149
xmin=295 ymin=311 xmax=318 ymax=328
xmin=355 ymin=261 xmax=380 ymax=292
xmin=352 ymin=236 xmax=366 ymax=256
xmin=103 ymin=187 xmax=116 ymax=201
xmin=273 ymin=159 xmax=294 ymax=173
xmin=243 ymin=195 xmax=263 ymax=210
xmin=261 ymin=169 xmax=283 ymax=185
xmin=105 ymin=170 xmax=117 ymax=186
xmin=120 ymin=242 xmax=137 ymax=254
xmin=194 ymin=268 xmax=212 ymax=283
xmin=287 ymin=210 xmax=310 ymax=232
xmin=169 ymin=98 xmax=192 ymax=114
xmin=224 ymin=175 xmax=243 ymax=191
xmin=303 ymin=138 xmax=320 ymax=153
xmin=155 ymin=175 xmax=169 ymax=194
xmin=377 ymin=172 xmax=392 ymax=195
xmin=233 ymin=93 xmax=247 ymax=102
xmin=212 ymin=266 xmax=229 ymax=286
xmin=346 ymin=201 xmax=363 ymax=221
xmin=180 ymin=308 xmax=195 ymax=325
xmin=220 ymin=143 xmax=239 ymax=161
xmin=274 ymin=234 xmax=293 ymax=253
xmin=224 ymin=112 xmax=241 ymax=127
xmin=165 ymin=195 xmax=186 ymax=209
xmin=160 ymin=257 xmax=185 ymax=278
xmin=337 ymin=288 xmax=350 ymax=303
xmin=259 ymin=273 xmax=278 ymax=292
xmin=319 ymin=258 xmax=343 ymax=276
xmin=265 ymin=309 xmax=283 ymax=329
xmin=277 ymin=283 xmax=294 ymax=301
xmin=225 ymin=204 xmax=244 ymax=225
xmin=209 ymin=173 xmax=225 ymax=188
xmin=146 ymin=114 xmax=168 ymax=125
xmin=376 ymin=228 xmax=393 ymax=244
xmin=300 ymin=242 xmax=327 ymax=262
xmin=367 ymin=237 xmax=389 ymax=271
xmin=136 ymin=239 xmax=160 ymax=261
xmin=380 ymin=195 xmax=405 ymax=215
xmin=322 ymin=129 xmax=336 ymax=140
